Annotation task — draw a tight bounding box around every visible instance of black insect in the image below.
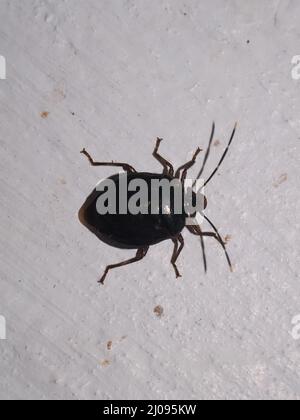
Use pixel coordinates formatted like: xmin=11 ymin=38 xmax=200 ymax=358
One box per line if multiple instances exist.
xmin=79 ymin=123 xmax=237 ymax=284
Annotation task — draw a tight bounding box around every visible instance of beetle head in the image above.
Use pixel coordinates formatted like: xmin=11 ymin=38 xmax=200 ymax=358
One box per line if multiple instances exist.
xmin=184 ymin=190 xmax=207 ymax=218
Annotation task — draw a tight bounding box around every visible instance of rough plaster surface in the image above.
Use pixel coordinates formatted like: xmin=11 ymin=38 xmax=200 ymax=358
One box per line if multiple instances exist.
xmin=0 ymin=0 xmax=299 ymax=400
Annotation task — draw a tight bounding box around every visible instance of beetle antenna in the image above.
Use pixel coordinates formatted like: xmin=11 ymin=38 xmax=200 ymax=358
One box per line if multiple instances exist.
xmin=203 ymin=214 xmax=233 ymax=271
xmin=194 ymin=225 xmax=208 ymax=273
xmin=199 ymin=230 xmax=207 ymax=273
xmin=186 ymin=225 xmax=208 ymax=272
xmin=203 ymin=123 xmax=237 ymax=188
xmin=193 ymin=122 xmax=215 ymax=188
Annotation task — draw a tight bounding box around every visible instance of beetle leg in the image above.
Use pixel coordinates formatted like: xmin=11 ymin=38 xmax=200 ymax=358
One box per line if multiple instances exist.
xmin=99 ymin=246 xmax=149 ymax=285
xmin=153 ymin=138 xmax=174 ymax=176
xmin=170 ymin=234 xmax=184 ymax=278
xmin=81 ymin=148 xmax=137 ymax=173
xmin=175 ymin=148 xmax=202 ymax=180
xmin=188 ymin=226 xmax=223 ymax=245
xmin=186 ymin=225 xmax=232 ymax=272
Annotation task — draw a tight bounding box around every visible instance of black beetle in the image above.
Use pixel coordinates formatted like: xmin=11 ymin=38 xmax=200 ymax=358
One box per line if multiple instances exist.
xmin=79 ymin=123 xmax=237 ymax=284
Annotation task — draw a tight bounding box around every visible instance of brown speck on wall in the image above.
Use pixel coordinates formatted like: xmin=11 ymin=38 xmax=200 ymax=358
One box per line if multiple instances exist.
xmin=154 ymin=305 xmax=164 ymax=318
xmin=273 ymin=173 xmax=288 ymax=188
xmin=224 ymin=235 xmax=232 ymax=244
xmin=100 ymin=359 xmax=111 ymax=367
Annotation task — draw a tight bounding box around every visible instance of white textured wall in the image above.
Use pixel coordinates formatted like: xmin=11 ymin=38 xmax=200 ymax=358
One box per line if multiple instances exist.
xmin=0 ymin=0 xmax=300 ymax=400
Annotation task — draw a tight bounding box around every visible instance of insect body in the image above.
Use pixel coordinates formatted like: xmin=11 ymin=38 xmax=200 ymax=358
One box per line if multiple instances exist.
xmin=79 ymin=123 xmax=237 ymax=284
xmin=80 ymin=172 xmax=186 ymax=249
